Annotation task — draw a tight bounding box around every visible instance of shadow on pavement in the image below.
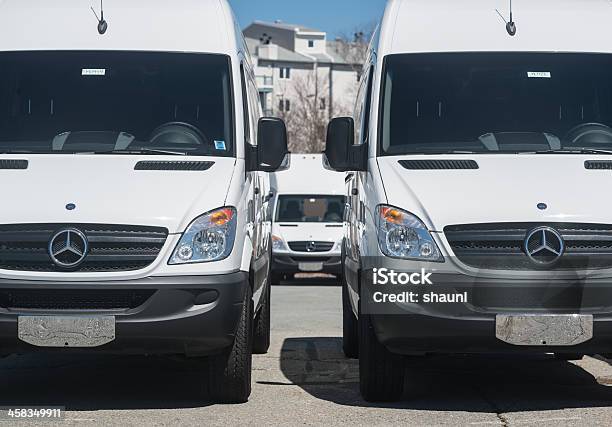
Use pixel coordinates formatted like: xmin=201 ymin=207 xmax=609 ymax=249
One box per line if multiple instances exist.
xmin=274 ymin=337 xmax=612 ymax=411
xmin=0 ymin=354 xmax=213 ymax=410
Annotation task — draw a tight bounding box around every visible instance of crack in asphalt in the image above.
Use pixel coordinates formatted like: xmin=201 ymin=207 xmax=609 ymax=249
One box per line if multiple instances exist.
xmin=470 ymin=384 xmax=510 ymax=427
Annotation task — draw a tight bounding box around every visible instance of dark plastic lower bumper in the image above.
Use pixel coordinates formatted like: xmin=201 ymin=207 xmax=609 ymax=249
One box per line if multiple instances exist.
xmin=0 ymin=272 xmax=249 ymax=357
xmin=272 ymin=254 xmax=341 ymax=276
xmin=362 ymin=270 xmax=612 ymax=356
xmin=372 ymin=313 xmax=612 ymax=356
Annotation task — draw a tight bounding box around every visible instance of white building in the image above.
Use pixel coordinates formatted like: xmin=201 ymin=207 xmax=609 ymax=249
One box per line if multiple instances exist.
xmin=244 ymin=21 xmax=363 ymax=118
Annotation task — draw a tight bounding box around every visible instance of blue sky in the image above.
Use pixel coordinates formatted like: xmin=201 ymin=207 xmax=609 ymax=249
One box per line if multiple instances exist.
xmin=229 ymin=0 xmax=386 ymax=37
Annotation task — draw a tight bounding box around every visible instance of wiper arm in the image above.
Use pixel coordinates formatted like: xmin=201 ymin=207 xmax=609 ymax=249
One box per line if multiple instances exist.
xmin=411 ymin=150 xmax=481 ymax=155
xmin=84 ymin=148 xmax=188 ymax=156
xmin=529 ymin=148 xmax=612 ymax=155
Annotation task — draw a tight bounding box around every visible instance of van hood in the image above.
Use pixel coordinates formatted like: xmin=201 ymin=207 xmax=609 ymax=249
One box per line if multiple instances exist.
xmin=378 ymin=155 xmax=612 ymax=231
xmin=273 ymin=222 xmax=344 ymax=244
xmin=0 ymin=155 xmax=236 ymax=233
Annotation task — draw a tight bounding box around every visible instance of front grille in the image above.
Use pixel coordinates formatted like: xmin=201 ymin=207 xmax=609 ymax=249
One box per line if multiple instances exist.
xmin=0 ymin=224 xmax=168 ymax=272
xmin=0 ymin=289 xmax=155 ymax=310
xmin=445 ymin=223 xmax=612 ymax=270
xmin=288 ymin=241 xmax=335 ymax=253
xmin=466 ymin=286 xmax=607 ymax=312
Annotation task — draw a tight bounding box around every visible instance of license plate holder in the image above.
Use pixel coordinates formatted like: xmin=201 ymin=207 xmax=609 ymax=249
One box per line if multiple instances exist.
xmin=495 ymin=314 xmax=593 ymax=346
xmin=298 ymin=262 xmax=324 ymax=272
xmin=18 ymin=316 xmax=116 ymax=348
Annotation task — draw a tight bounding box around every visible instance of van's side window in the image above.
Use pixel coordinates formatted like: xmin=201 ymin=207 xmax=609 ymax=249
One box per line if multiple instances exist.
xmin=240 ymin=64 xmax=251 ymax=145
xmin=354 ymin=67 xmax=374 ymax=145
xmin=247 ymin=75 xmax=261 ymax=145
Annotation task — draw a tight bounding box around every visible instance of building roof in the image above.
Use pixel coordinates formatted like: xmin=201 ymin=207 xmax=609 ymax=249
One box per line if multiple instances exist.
xmin=249 ymin=20 xmax=323 ymax=34
xmin=245 ymin=37 xmax=314 ymax=63
xmin=382 ymin=0 xmax=612 ymax=55
xmin=246 ymin=37 xmax=363 ymax=66
xmin=0 ymin=0 xmax=236 ymax=54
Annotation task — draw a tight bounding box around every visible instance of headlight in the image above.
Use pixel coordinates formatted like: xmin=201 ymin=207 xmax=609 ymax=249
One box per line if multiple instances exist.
xmin=376 ymin=205 xmax=443 ymax=262
xmin=169 ymin=207 xmax=237 ymax=265
xmin=272 ymin=235 xmax=288 ymax=251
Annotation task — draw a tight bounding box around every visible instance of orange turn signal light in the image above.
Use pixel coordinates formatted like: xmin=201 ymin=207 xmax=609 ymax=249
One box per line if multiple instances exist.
xmin=210 ymin=208 xmax=234 ymax=226
xmin=379 ymin=207 xmax=404 ymax=224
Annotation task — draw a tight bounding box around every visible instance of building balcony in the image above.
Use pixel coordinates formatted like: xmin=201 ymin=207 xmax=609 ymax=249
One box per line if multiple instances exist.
xmin=256 ymin=75 xmax=274 ymax=91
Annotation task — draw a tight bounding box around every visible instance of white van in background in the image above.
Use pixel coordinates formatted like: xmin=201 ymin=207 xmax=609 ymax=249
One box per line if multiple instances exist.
xmin=326 ymin=0 xmax=612 ymax=402
xmin=0 ymin=0 xmax=288 ymax=403
xmin=270 ymin=154 xmax=345 ymax=283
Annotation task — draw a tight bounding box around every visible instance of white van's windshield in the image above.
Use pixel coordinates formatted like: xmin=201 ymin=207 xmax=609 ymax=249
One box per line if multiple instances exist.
xmin=0 ymin=51 xmax=234 ymax=156
xmin=381 ymin=53 xmax=612 ymax=156
xmin=276 ymin=195 xmax=345 ymax=223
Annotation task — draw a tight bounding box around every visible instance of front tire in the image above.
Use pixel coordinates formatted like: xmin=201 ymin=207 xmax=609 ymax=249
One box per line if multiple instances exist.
xmin=253 ymin=280 xmax=271 ymax=354
xmin=205 ymin=286 xmax=253 ymax=403
xmin=359 ymin=313 xmax=405 ymax=402
xmin=342 ymin=279 xmax=358 ymax=358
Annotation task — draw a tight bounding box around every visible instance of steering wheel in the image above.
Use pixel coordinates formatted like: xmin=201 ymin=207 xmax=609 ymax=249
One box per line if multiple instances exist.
xmin=565 ymin=123 xmax=612 ymax=146
xmin=149 ymin=122 xmax=208 ymax=146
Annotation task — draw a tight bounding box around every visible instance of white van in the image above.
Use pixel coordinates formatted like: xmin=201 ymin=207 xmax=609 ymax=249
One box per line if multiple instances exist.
xmin=326 ymin=0 xmax=612 ymax=402
xmin=270 ymin=154 xmax=345 ymax=282
xmin=0 ymin=0 xmax=288 ymax=403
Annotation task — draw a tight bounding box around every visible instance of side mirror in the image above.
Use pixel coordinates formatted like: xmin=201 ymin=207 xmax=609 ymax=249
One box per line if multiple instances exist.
xmin=324 ymin=117 xmax=367 ymax=172
xmin=248 ymin=117 xmax=290 ymax=172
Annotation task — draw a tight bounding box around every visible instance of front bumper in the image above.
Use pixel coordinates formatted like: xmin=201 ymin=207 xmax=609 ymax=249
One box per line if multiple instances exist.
xmin=362 ymin=269 xmax=612 ymax=355
xmin=272 ymin=253 xmax=341 ymax=275
xmin=0 ymin=272 xmax=249 ymax=357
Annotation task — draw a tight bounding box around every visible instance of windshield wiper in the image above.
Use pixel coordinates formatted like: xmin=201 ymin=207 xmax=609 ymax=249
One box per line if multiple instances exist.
xmin=528 ymin=148 xmax=612 ymax=156
xmin=410 ymin=150 xmax=482 ymax=155
xmin=83 ymin=148 xmax=188 ymax=156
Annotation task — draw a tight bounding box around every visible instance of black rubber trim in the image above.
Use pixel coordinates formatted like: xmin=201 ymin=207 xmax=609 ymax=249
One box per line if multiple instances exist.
xmin=0 ymin=160 xmax=28 ymax=170
xmin=399 ymin=159 xmax=479 ymax=170
xmin=135 ymin=161 xmax=215 ymax=171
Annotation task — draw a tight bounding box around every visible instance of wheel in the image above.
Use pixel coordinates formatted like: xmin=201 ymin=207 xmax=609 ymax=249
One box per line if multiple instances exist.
xmin=204 ymin=285 xmax=253 ymax=403
xmin=342 ymin=278 xmax=359 ymax=359
xmin=359 ymin=313 xmax=405 ymax=402
xmin=253 ymin=280 xmax=271 ymax=354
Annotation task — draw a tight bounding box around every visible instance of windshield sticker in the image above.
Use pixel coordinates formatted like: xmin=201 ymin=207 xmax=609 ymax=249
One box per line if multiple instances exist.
xmin=82 ymin=68 xmax=106 ymax=76
xmin=214 ymin=140 xmax=227 ymax=151
xmin=527 ymin=71 xmax=551 ymax=78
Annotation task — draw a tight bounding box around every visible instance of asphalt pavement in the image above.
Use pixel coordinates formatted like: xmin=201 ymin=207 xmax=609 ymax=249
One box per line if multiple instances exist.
xmin=2 ymin=281 xmax=612 ymax=426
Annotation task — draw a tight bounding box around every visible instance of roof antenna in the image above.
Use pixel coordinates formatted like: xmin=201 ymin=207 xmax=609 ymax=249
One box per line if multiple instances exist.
xmin=496 ymin=0 xmax=517 ymax=36
xmin=91 ymin=0 xmax=108 ymax=35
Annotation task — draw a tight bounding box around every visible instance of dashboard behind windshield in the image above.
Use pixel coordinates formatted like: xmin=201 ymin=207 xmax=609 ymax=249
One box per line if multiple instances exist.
xmin=0 ymin=51 xmax=233 ymax=156
xmin=380 ymin=53 xmax=612 ymax=155
xmin=276 ymin=195 xmax=346 ymax=223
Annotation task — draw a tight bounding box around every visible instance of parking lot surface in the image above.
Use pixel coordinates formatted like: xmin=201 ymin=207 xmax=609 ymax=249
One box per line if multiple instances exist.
xmin=2 ymin=282 xmax=612 ymax=426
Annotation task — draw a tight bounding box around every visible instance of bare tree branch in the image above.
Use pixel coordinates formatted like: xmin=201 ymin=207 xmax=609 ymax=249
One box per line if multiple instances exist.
xmin=277 ymin=70 xmax=330 ymax=154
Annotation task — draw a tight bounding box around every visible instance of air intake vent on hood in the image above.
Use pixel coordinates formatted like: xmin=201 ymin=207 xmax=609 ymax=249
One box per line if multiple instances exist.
xmin=0 ymin=160 xmax=28 ymax=170
xmin=585 ymin=160 xmax=612 ymax=170
xmin=135 ymin=161 xmax=214 ymax=171
xmin=399 ymin=159 xmax=479 ymax=170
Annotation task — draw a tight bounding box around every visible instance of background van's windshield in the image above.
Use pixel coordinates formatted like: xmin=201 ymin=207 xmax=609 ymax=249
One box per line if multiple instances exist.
xmin=276 ymin=195 xmax=345 ymax=223
xmin=381 ymin=53 xmax=612 ymax=155
xmin=0 ymin=51 xmax=233 ymax=156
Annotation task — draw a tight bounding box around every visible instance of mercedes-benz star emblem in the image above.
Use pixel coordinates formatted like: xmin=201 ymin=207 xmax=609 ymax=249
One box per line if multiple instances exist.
xmin=306 ymin=241 xmax=317 ymax=252
xmin=48 ymin=228 xmax=89 ymax=268
xmin=524 ymin=226 xmax=565 ymax=266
